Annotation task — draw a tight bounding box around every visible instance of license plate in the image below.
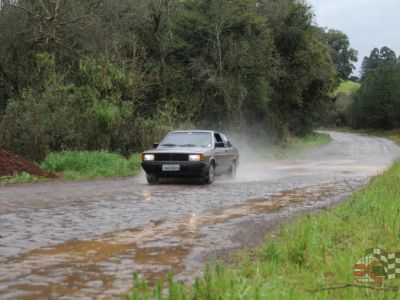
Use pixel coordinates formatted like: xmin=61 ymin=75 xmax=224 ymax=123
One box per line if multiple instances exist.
xmin=162 ymin=164 xmax=180 ymax=172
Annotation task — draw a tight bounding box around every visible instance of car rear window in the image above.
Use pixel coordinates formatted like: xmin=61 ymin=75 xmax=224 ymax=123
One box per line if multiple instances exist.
xmin=160 ymin=132 xmax=212 ymax=148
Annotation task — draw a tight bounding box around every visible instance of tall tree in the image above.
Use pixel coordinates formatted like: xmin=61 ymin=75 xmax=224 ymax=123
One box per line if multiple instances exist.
xmin=0 ymin=0 xmax=341 ymax=158
xmin=361 ymin=46 xmax=398 ymax=79
xmin=350 ymin=63 xmax=400 ymax=129
xmin=261 ymin=0 xmax=336 ymax=135
xmin=319 ymin=28 xmax=358 ymax=81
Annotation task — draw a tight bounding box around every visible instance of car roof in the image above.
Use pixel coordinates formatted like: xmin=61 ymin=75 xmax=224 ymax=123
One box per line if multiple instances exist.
xmin=170 ymin=130 xmax=216 ymax=134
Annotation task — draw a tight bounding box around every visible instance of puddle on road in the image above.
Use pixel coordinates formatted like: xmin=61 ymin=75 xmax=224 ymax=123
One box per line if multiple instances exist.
xmin=0 ymin=183 xmax=357 ymax=299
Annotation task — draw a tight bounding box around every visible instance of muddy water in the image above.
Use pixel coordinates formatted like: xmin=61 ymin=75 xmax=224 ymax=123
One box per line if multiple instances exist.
xmin=0 ymin=132 xmax=399 ymax=299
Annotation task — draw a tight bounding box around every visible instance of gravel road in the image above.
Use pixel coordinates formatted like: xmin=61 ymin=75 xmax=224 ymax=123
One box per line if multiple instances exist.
xmin=0 ymin=131 xmax=399 ymax=299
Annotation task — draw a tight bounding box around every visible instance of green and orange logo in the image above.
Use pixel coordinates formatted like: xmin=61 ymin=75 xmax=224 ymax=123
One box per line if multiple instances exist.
xmin=354 ymin=248 xmax=400 ymax=283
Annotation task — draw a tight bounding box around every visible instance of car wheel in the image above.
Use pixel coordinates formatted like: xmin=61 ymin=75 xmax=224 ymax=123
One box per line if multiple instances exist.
xmin=204 ymin=162 xmax=215 ymax=184
xmin=228 ymin=160 xmax=237 ymax=179
xmin=146 ymin=173 xmax=159 ymax=185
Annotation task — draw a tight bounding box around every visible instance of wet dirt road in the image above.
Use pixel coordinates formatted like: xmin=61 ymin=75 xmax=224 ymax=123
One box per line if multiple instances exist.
xmin=0 ymin=132 xmax=399 ymax=299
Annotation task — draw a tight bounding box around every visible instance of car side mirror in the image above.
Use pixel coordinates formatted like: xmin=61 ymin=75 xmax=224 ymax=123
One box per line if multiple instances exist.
xmin=215 ymin=142 xmax=225 ymax=148
xmin=153 ymin=143 xmax=160 ymax=148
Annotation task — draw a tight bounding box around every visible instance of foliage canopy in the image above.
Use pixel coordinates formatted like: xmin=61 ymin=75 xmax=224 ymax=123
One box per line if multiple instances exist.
xmin=0 ymin=0 xmax=351 ymax=159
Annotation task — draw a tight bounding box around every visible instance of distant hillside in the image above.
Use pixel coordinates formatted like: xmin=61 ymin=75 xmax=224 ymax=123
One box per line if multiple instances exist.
xmin=336 ymin=80 xmax=361 ymax=95
xmin=335 ymin=81 xmax=360 ymax=110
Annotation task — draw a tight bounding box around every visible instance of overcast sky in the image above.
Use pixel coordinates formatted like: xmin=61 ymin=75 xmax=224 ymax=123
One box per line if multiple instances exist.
xmin=307 ymin=0 xmax=400 ymax=76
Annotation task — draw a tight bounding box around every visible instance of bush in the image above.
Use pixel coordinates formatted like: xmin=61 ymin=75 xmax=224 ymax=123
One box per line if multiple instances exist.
xmin=41 ymin=151 xmax=141 ymax=180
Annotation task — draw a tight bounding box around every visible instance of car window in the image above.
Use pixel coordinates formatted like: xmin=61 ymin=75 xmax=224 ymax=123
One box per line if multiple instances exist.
xmin=221 ymin=134 xmax=232 ymax=147
xmin=221 ymin=134 xmax=228 ymax=144
xmin=214 ymin=133 xmax=223 ymax=143
xmin=160 ymin=132 xmax=213 ymax=148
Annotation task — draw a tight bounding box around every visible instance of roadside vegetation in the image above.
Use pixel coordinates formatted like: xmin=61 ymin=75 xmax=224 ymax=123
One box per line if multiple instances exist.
xmin=317 ymin=80 xmax=360 ymax=128
xmin=0 ymin=0 xmax=356 ymax=162
xmin=327 ymin=47 xmax=400 ymax=130
xmin=41 ymin=151 xmax=142 ymax=180
xmin=128 ymin=143 xmax=400 ymax=299
xmin=0 ymin=172 xmax=39 ymax=185
xmin=0 ymin=151 xmax=141 ymax=185
xmin=0 ymin=133 xmax=330 ymax=185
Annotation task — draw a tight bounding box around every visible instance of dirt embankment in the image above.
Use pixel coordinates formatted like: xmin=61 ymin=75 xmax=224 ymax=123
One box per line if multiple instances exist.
xmin=0 ymin=148 xmax=56 ymax=178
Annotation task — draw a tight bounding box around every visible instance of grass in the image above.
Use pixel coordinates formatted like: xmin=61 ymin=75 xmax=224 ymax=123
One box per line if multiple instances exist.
xmin=335 ymin=80 xmax=361 ymax=96
xmin=0 ymin=151 xmax=142 ymax=185
xmin=0 ymin=172 xmax=39 ymax=185
xmin=334 ymin=81 xmax=361 ymax=112
xmin=41 ymin=151 xmax=142 ymax=180
xmin=128 ymin=160 xmax=400 ymax=299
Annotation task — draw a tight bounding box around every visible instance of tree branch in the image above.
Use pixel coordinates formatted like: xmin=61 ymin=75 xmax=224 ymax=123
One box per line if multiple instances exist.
xmin=309 ymin=283 xmax=399 ymax=293
xmin=8 ymin=3 xmax=42 ymax=19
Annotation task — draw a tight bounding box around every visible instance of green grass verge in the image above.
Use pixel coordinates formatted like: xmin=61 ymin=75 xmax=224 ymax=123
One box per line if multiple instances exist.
xmin=41 ymin=151 xmax=141 ymax=180
xmin=0 ymin=172 xmax=39 ymax=185
xmin=0 ymin=151 xmax=142 ymax=185
xmin=128 ymin=160 xmax=400 ymax=299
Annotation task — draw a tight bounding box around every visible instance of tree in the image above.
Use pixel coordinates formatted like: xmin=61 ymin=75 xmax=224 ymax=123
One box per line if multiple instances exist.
xmin=0 ymin=0 xmax=342 ymax=158
xmin=361 ymin=46 xmax=398 ymax=79
xmin=261 ymin=0 xmax=337 ymax=136
xmin=319 ymin=28 xmax=358 ymax=81
xmin=349 ymin=62 xmax=400 ymax=129
xmin=171 ymin=0 xmax=273 ymax=126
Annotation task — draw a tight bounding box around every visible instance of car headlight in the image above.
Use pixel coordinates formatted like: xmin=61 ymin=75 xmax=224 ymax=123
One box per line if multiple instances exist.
xmin=143 ymin=154 xmax=155 ymax=161
xmin=189 ymin=154 xmax=204 ymax=161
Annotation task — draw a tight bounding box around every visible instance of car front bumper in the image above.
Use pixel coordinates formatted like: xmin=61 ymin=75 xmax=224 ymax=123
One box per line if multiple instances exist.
xmin=141 ymin=161 xmax=209 ymax=177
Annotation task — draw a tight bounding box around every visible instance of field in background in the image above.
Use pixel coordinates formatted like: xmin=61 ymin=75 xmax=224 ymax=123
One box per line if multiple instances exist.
xmin=335 ymin=81 xmax=361 ymax=95
xmin=128 ymin=131 xmax=400 ymax=299
xmin=334 ymin=81 xmax=361 ymax=112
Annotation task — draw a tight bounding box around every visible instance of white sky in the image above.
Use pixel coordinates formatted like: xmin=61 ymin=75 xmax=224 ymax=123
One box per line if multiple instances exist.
xmin=307 ymin=0 xmax=400 ymax=76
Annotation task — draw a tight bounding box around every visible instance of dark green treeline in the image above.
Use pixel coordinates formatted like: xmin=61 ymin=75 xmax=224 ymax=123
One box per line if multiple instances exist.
xmin=0 ymin=0 xmax=356 ymax=160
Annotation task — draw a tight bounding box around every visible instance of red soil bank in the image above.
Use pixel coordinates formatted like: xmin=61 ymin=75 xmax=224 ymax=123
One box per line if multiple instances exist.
xmin=0 ymin=148 xmax=56 ymax=178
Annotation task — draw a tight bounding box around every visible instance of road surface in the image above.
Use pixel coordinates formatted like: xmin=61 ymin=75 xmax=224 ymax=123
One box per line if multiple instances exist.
xmin=0 ymin=131 xmax=399 ymax=299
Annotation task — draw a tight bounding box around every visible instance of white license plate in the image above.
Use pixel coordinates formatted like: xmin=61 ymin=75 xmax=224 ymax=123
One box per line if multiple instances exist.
xmin=162 ymin=164 xmax=180 ymax=172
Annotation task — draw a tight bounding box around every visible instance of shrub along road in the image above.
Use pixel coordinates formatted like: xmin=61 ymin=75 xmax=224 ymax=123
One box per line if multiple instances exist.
xmin=0 ymin=132 xmax=399 ymax=299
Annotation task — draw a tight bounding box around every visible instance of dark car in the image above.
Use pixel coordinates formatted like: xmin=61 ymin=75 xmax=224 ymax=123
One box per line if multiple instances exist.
xmin=141 ymin=130 xmax=239 ymax=184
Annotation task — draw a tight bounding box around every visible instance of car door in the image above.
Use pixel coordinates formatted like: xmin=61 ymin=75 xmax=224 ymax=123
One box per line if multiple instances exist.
xmin=221 ymin=133 xmax=235 ymax=166
xmin=213 ymin=133 xmax=228 ymax=174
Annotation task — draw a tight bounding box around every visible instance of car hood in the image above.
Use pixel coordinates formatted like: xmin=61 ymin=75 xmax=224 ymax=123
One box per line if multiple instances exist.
xmin=143 ymin=147 xmax=210 ymax=154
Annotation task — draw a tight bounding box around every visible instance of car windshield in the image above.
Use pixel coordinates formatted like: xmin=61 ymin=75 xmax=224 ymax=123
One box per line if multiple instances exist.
xmin=160 ymin=132 xmax=212 ymax=148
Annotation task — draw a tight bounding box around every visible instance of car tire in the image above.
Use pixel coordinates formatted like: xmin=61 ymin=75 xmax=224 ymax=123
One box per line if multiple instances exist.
xmin=228 ymin=160 xmax=237 ymax=179
xmin=146 ymin=173 xmax=159 ymax=185
xmin=203 ymin=161 xmax=215 ymax=184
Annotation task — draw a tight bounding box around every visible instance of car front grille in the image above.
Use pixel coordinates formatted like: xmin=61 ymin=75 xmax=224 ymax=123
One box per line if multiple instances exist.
xmin=154 ymin=153 xmax=189 ymax=162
